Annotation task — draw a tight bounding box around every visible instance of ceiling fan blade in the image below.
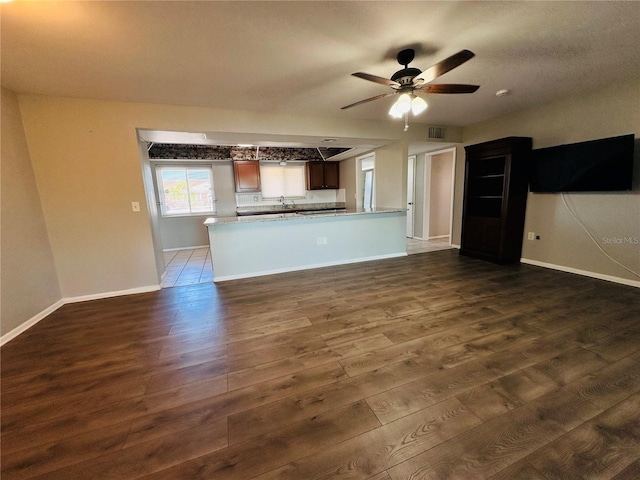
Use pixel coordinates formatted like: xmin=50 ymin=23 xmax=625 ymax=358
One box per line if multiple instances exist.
xmin=413 ymin=50 xmax=475 ymax=85
xmin=415 ymin=84 xmax=480 ymax=94
xmin=352 ymin=72 xmax=401 ymax=89
xmin=341 ymin=92 xmax=396 ymax=110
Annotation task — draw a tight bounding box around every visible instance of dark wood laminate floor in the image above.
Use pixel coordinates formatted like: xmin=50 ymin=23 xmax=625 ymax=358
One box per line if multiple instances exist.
xmin=2 ymin=250 xmax=639 ymax=479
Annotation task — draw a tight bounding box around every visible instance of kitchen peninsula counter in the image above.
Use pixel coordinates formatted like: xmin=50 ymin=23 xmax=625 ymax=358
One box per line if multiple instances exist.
xmin=204 ymin=208 xmax=406 ymax=282
xmin=204 ymin=207 xmax=404 ymax=225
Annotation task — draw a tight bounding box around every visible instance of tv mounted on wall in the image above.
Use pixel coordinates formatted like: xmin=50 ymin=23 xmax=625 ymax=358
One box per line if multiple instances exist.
xmin=529 ymin=134 xmax=635 ymax=193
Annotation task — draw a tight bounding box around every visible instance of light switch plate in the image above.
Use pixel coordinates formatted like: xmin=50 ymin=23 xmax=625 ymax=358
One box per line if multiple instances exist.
xmin=132 ymin=202 xmax=141 ymax=212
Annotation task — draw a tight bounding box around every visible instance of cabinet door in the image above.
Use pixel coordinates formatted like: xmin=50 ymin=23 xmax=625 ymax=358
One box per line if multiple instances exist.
xmin=462 ymin=217 xmax=501 ymax=256
xmin=306 ymin=162 xmax=325 ymax=190
xmin=306 ymin=162 xmax=339 ymax=190
xmin=323 ymin=162 xmax=339 ymax=189
xmin=234 ymin=161 xmax=261 ymax=192
xmin=462 ymin=216 xmax=484 ymax=252
xmin=481 ymin=218 xmax=501 ymax=255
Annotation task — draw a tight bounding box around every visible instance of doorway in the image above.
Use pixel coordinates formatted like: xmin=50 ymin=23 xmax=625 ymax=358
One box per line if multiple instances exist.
xmin=406 ymin=148 xmax=455 ymax=245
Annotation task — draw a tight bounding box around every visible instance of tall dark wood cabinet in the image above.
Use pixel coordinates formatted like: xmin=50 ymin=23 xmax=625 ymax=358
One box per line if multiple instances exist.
xmin=460 ymin=137 xmax=532 ymax=263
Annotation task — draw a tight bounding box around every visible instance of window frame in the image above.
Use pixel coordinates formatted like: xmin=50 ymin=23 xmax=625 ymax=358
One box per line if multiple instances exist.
xmin=155 ymin=164 xmax=216 ymax=217
xmin=357 ymin=153 xmax=375 ymax=210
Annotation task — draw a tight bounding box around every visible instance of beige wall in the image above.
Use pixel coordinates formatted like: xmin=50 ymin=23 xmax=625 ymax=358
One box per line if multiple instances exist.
xmin=16 ymin=93 xmax=412 ymax=299
xmin=1 ymin=88 xmax=61 ymax=337
xmin=373 ymin=141 xmax=408 ymax=209
xmin=339 ymin=156 xmax=357 ymax=210
xmin=455 ymin=78 xmax=639 ymax=282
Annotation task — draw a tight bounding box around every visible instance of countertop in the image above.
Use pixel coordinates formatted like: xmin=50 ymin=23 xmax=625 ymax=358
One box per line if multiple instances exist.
xmin=204 ymin=207 xmax=406 ymax=226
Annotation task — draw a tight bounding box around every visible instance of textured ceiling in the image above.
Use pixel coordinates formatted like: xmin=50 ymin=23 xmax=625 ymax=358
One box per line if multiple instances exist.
xmin=2 ymin=1 xmax=639 ymax=130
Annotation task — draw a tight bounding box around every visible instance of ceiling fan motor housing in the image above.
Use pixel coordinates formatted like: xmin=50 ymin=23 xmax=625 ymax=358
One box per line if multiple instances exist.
xmin=391 ymin=67 xmax=422 ymax=85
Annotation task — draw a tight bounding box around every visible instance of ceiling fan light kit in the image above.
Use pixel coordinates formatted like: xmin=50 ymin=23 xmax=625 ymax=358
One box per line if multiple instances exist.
xmin=410 ymin=95 xmax=428 ymax=115
xmin=343 ymin=48 xmax=479 ymax=129
xmin=395 ymin=93 xmax=412 ymax=113
xmin=388 ymin=103 xmax=403 ymax=119
xmin=389 ymin=94 xmax=428 ymax=118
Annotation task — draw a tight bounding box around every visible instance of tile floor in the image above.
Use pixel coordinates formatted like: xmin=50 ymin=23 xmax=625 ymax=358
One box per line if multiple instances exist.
xmin=161 ymin=247 xmax=213 ymax=288
xmin=406 ymin=236 xmax=453 ymax=255
xmin=161 ymin=237 xmax=453 ymax=288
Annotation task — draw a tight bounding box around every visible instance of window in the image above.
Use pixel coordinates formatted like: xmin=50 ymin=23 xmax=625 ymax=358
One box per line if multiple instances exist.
xmin=156 ymin=166 xmax=215 ymax=216
xmin=259 ymin=163 xmax=306 ymax=198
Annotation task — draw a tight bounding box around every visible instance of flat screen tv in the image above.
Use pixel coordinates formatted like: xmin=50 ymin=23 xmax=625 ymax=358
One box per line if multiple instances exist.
xmin=529 ymin=134 xmax=635 ymax=193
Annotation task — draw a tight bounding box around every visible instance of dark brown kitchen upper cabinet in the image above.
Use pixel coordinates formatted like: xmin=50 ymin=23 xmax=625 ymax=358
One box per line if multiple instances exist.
xmin=306 ymin=161 xmax=339 ymax=190
xmin=460 ymin=137 xmax=532 ymax=264
xmin=233 ymin=161 xmax=261 ymax=192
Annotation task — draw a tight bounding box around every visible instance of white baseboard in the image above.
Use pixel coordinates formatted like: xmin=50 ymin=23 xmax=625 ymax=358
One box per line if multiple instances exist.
xmin=521 ymin=258 xmax=640 ymax=288
xmin=214 ymin=252 xmax=408 ymax=283
xmin=163 ymin=245 xmax=209 ymax=252
xmin=1 ymin=285 xmax=161 ymax=347
xmin=451 ymin=243 xmax=461 ymax=249
xmin=0 ymin=299 xmax=65 ymax=347
xmin=63 ymin=285 xmax=161 ymax=304
xmin=428 ymin=235 xmax=450 ymax=240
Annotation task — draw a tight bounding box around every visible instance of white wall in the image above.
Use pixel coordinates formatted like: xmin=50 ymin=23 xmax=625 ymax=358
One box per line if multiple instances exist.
xmin=1 ymin=88 xmax=61 ymax=338
xmin=456 ymin=78 xmax=639 ymax=283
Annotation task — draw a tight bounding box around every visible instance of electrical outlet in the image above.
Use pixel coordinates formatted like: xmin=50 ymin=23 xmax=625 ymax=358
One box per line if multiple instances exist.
xmin=527 ymin=232 xmax=535 ymax=240
xmin=317 ymin=237 xmax=322 ymax=246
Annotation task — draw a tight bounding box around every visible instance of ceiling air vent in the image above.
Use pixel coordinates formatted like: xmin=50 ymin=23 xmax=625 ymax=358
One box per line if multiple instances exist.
xmin=428 ymin=126 xmax=446 ymax=140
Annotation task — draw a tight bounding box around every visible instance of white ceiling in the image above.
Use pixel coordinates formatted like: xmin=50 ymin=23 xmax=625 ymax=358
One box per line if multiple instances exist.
xmin=2 ymin=1 xmax=639 ymax=145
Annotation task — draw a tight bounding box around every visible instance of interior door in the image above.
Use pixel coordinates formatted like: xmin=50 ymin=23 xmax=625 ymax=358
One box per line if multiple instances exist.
xmin=406 ymin=155 xmax=416 ymax=237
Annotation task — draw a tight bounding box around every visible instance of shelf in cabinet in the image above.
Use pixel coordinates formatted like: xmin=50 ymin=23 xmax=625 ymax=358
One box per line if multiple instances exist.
xmin=471 ymin=174 xmax=505 ymax=179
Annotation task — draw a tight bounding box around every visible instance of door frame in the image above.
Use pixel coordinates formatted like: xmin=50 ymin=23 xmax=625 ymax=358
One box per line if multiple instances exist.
xmin=425 ymin=147 xmax=456 ymax=245
xmin=406 ymin=155 xmax=416 ymax=238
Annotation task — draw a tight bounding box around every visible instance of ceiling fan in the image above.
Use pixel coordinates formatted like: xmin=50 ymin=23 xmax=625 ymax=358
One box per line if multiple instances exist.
xmin=342 ymin=49 xmax=479 ymax=127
